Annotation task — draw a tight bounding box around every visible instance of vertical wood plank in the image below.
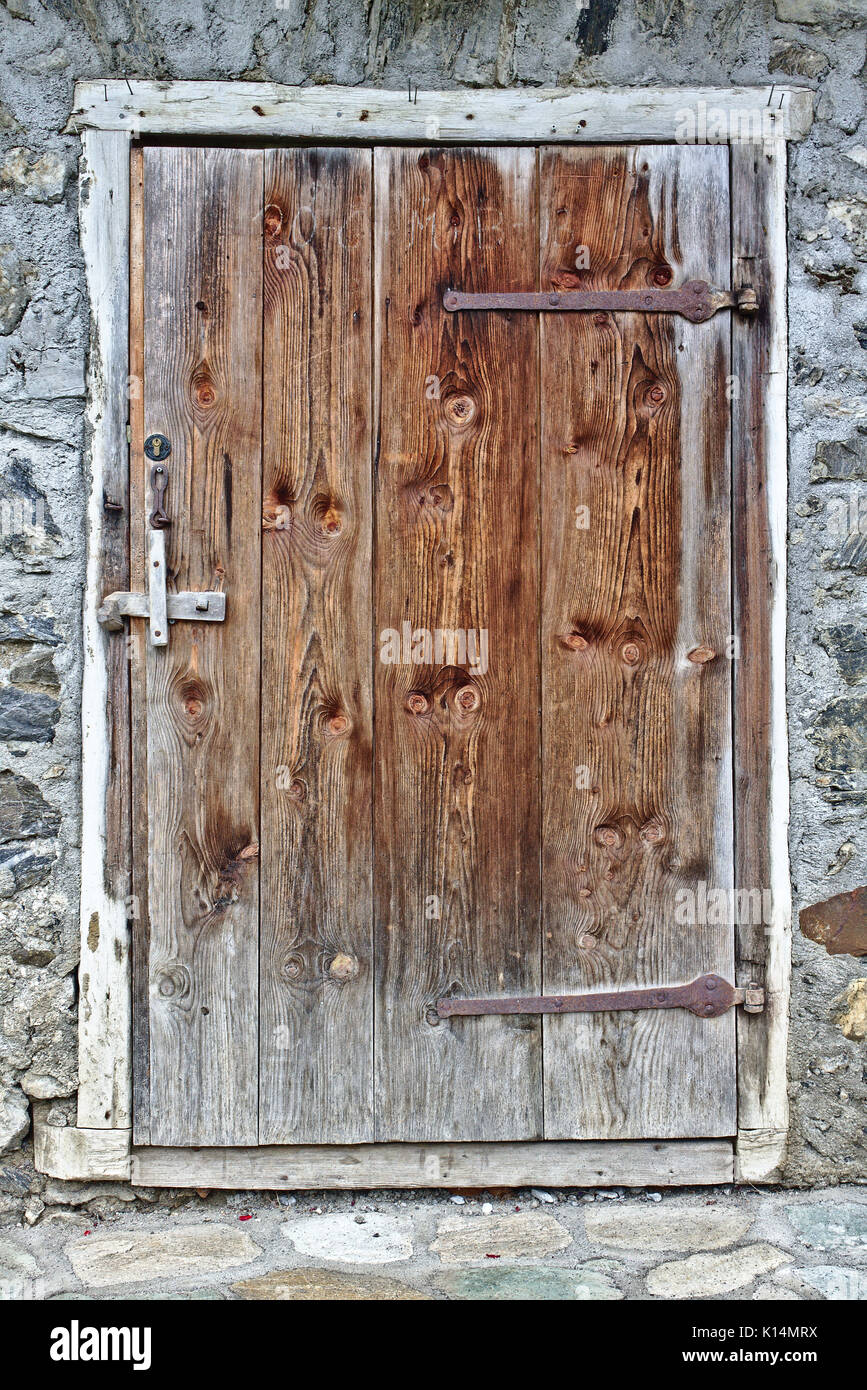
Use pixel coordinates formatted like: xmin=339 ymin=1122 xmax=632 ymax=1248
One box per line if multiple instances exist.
xmin=77 ymin=128 xmax=133 ymax=1129
xmin=259 ymin=149 xmax=374 ymax=1143
xmin=140 ymin=147 xmax=263 ymax=1146
xmin=373 ymin=147 xmax=542 ymax=1142
xmin=540 ymin=145 xmax=736 ymax=1139
xmin=732 ymin=141 xmax=791 ymax=1177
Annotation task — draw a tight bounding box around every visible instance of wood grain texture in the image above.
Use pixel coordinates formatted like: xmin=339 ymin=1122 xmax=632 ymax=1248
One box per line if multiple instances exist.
xmin=259 ymin=149 xmax=374 ymax=1143
xmin=67 ymin=82 xmax=814 ymax=144
xmin=539 ymin=145 xmax=736 ymax=1139
xmin=373 ymin=147 xmax=542 ymax=1141
xmin=131 ymin=1138 xmax=733 ymax=1189
xmin=138 ymin=147 xmax=263 ymax=1146
xmin=732 ymin=141 xmax=791 ymax=1158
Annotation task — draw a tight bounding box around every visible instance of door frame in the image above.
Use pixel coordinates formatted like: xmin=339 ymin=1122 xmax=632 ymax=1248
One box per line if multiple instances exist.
xmin=34 ymin=81 xmax=812 ymax=1188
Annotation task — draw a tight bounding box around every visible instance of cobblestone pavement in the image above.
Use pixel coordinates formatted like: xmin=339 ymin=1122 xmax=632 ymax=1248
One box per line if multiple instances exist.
xmin=1 ymin=1176 xmax=866 ymax=1301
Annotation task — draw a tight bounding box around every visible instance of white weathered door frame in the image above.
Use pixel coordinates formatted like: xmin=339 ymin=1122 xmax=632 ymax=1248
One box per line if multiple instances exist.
xmin=33 ymin=81 xmax=810 ymax=1189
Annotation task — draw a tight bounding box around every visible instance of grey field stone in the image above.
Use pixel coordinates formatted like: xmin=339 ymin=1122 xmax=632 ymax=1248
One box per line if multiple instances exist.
xmin=431 ymin=1211 xmax=571 ymax=1265
xmin=282 ymin=1211 xmax=413 ymax=1265
xmin=436 ymin=1264 xmax=623 ymax=1301
xmin=585 ymin=1204 xmax=752 ymax=1253
xmin=66 ymin=1225 xmax=262 ymax=1288
xmin=646 ymin=1244 xmax=788 ymax=1298
xmin=786 ymin=1201 xmax=867 ymax=1251
xmin=0 ymin=770 xmax=59 ymax=840
xmin=0 ymin=686 xmax=60 ymax=743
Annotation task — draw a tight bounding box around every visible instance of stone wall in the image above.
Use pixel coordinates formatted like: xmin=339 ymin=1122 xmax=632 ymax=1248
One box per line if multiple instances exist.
xmin=0 ymin=0 xmax=864 ymax=1187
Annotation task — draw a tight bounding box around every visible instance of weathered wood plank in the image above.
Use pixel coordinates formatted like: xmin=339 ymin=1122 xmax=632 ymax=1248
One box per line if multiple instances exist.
xmin=132 ymin=1138 xmax=734 ymax=1189
xmin=732 ymin=140 xmax=791 ymax=1172
xmin=129 ymin=141 xmax=151 ymax=1144
xmin=259 ymin=149 xmax=374 ymax=1144
xmin=539 ymin=145 xmax=735 ymax=1139
xmin=77 ymin=128 xmax=133 ymax=1130
xmin=140 ymin=147 xmax=263 ymax=1145
xmin=67 ymin=82 xmax=814 ymax=143
xmin=373 ymin=146 xmax=542 ymax=1141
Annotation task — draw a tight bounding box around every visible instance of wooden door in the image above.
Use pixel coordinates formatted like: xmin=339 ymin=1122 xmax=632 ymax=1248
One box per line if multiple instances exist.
xmin=130 ymin=142 xmax=735 ymax=1147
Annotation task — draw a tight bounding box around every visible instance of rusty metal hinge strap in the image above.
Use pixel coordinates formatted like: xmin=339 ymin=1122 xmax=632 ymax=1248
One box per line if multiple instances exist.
xmin=443 ymin=282 xmax=758 ymax=325
xmin=436 ymin=973 xmax=764 ymax=1020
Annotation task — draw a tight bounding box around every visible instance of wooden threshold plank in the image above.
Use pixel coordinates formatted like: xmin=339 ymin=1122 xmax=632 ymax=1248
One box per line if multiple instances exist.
xmin=132 ymin=1139 xmax=734 ymax=1189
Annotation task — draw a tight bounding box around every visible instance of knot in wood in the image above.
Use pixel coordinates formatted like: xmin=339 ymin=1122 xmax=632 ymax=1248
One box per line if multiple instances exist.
xmin=455 ymin=685 xmax=480 ymax=713
xmin=621 ymin=641 xmax=642 ymax=666
xmin=687 ymin=644 xmax=717 ymax=664
xmin=263 ymin=203 xmax=283 ymax=238
xmin=651 ymin=265 xmax=672 ymax=286
xmin=406 ymin=692 xmax=429 ymax=715
xmin=640 ymin=820 xmax=666 ymax=845
xmin=327 ymin=712 xmax=350 ymax=736
xmin=328 ymin=953 xmax=358 ymax=982
xmin=561 ymin=630 xmax=590 ymax=652
xmin=594 ymin=823 xmax=623 ymax=850
xmin=287 ymin=779 xmax=306 ymax=802
xmin=282 ymin=954 xmax=304 ymax=981
xmin=442 ymin=393 xmax=477 ymax=429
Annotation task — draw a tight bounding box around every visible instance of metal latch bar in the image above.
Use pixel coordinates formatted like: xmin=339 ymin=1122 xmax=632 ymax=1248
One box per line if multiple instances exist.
xmin=98 ymin=453 xmax=227 ymax=647
xmin=443 ymin=281 xmax=758 ymax=325
xmin=436 ymin=973 xmax=764 ymax=1020
xmin=98 ymin=589 xmax=226 ymax=631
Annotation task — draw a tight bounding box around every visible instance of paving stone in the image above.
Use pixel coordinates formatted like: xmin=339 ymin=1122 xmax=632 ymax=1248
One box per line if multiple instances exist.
xmin=585 ymin=1204 xmax=751 ymax=1253
xmin=66 ymin=1224 xmax=262 ymax=1289
xmin=436 ymin=1265 xmax=622 ymax=1301
xmin=233 ymin=1268 xmax=428 ymax=1300
xmin=646 ymin=1244 xmax=788 ymax=1298
xmin=50 ymin=1288 xmax=226 ymax=1301
xmin=792 ymin=1265 xmax=867 ymax=1300
xmin=0 ymin=1236 xmax=41 ymax=1299
xmin=786 ymin=1201 xmax=867 ymax=1251
xmin=752 ymin=1283 xmax=803 ymax=1300
xmin=282 ymin=1211 xmax=413 ymax=1265
xmin=430 ymin=1212 xmax=571 ymax=1265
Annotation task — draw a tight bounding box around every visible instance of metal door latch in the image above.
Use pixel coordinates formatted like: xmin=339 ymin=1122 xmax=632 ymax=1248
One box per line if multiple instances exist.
xmin=443 ymin=281 xmax=759 ymax=325
xmin=98 ymin=458 xmax=226 ymax=648
xmin=436 ymin=973 xmax=765 ymax=1020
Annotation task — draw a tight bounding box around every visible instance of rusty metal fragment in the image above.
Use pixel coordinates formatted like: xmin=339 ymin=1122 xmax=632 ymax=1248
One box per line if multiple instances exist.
xmin=800 ymin=885 xmax=867 ymax=957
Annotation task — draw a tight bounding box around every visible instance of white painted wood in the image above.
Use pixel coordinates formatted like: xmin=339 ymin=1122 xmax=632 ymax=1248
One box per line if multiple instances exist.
xmin=33 ymin=1108 xmax=132 ymax=1181
xmin=132 ymin=1140 xmax=734 ymax=1190
xmin=66 ymin=82 xmax=813 ymax=143
xmin=77 ymin=128 xmax=132 ymax=1130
